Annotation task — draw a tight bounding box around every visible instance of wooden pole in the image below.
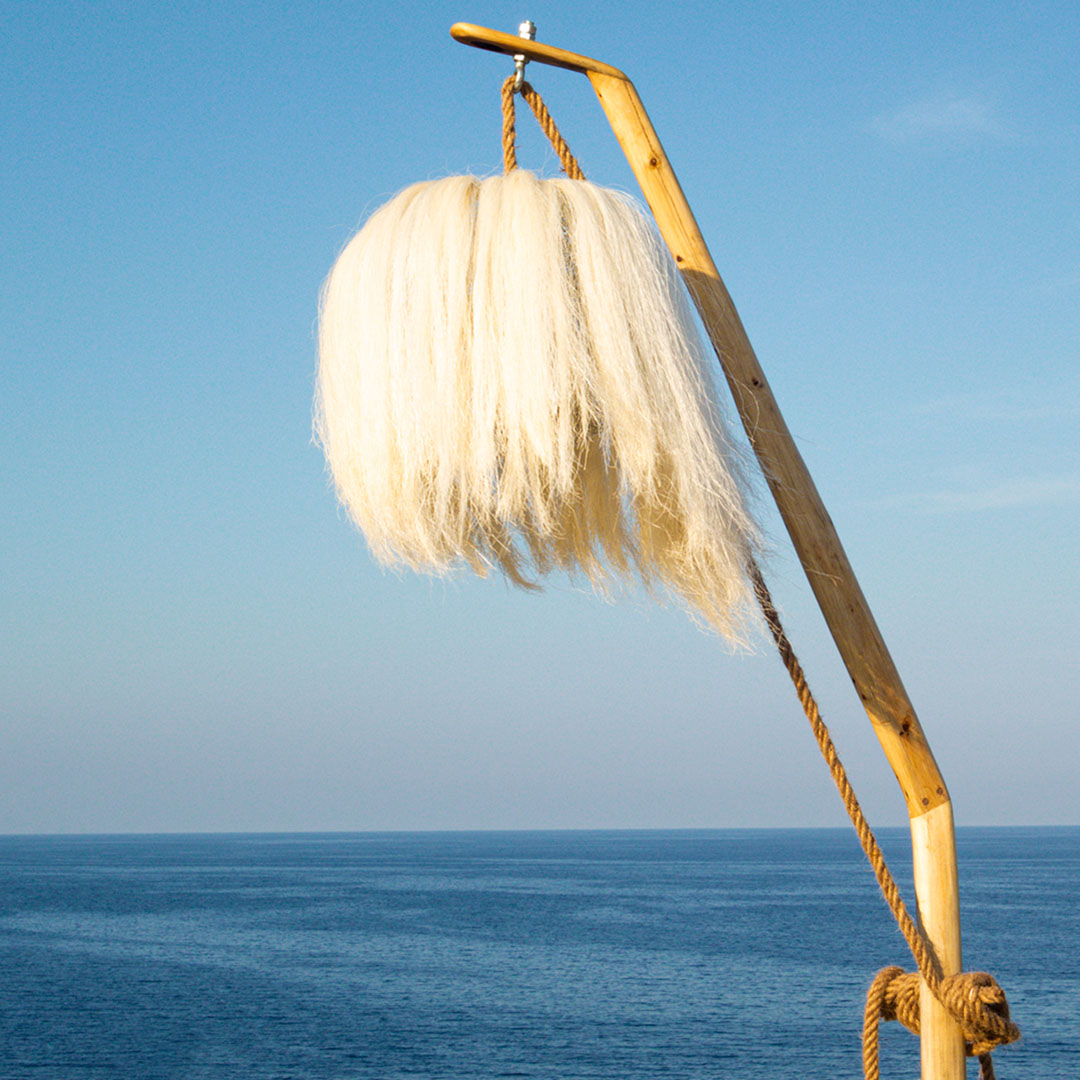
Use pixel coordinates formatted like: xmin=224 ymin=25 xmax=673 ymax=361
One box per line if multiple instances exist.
xmin=451 ymin=24 xmax=966 ymax=1079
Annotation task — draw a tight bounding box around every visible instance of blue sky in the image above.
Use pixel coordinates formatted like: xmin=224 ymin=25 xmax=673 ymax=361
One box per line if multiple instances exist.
xmin=2 ymin=0 xmax=1077 ymax=833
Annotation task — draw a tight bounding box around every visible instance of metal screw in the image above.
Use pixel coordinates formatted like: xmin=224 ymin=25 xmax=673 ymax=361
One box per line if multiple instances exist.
xmin=513 ymin=20 xmax=537 ymax=92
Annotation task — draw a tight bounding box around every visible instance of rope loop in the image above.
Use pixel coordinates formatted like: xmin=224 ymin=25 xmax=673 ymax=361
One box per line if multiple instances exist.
xmin=863 ymin=967 xmax=1019 ymax=1080
xmin=501 ymin=75 xmax=585 ymax=179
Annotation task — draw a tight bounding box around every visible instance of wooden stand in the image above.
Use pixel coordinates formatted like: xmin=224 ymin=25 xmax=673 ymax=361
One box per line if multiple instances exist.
xmin=451 ymin=23 xmax=966 ymax=1080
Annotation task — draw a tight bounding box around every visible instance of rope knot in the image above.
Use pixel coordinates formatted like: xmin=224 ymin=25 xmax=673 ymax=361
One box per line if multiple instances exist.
xmin=941 ymin=971 xmax=1019 ymax=1058
xmin=864 ymin=966 xmax=1020 ymax=1080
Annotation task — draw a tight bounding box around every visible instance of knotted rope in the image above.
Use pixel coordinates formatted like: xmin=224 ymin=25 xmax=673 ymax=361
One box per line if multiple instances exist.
xmin=864 ymin=968 xmax=1017 ymax=1080
xmin=496 ymin=72 xmax=1019 ymax=1078
xmin=501 ymin=75 xmax=585 ymax=178
xmin=749 ymin=562 xmax=1020 ymax=1078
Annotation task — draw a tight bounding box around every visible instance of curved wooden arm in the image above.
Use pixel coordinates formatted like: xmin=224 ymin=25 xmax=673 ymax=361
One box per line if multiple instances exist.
xmin=451 ymin=23 xmax=965 ymax=1079
xmin=450 ymin=23 xmax=627 ymax=78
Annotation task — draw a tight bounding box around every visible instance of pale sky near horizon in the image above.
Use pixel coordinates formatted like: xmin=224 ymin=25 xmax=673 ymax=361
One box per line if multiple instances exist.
xmin=2 ymin=0 xmax=1078 ymax=834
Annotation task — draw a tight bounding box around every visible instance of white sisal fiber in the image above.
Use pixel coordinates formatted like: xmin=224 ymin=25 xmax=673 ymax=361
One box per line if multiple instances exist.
xmin=316 ymin=169 xmax=760 ymax=641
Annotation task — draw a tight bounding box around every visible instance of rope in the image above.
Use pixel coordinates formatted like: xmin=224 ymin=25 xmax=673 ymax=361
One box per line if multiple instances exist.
xmin=748 ymin=560 xmax=1020 ymax=1077
xmin=494 ymin=69 xmax=1018 ymax=1076
xmin=501 ymin=75 xmax=585 ymax=179
xmin=862 ymin=969 xmax=1015 ymax=1079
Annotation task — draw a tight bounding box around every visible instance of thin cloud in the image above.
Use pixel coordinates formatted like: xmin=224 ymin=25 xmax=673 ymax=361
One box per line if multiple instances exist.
xmin=890 ymin=474 xmax=1080 ymax=513
xmin=872 ymin=93 xmax=1010 ymax=143
xmin=1037 ymin=268 xmax=1080 ymax=294
xmin=914 ymin=392 xmax=1080 ymax=423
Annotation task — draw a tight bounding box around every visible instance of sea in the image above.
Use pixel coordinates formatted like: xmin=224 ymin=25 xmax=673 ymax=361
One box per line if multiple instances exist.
xmin=0 ymin=828 xmax=1075 ymax=1079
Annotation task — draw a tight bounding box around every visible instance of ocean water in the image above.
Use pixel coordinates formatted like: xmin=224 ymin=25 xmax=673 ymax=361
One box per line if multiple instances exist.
xmin=0 ymin=828 xmax=1076 ymax=1079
